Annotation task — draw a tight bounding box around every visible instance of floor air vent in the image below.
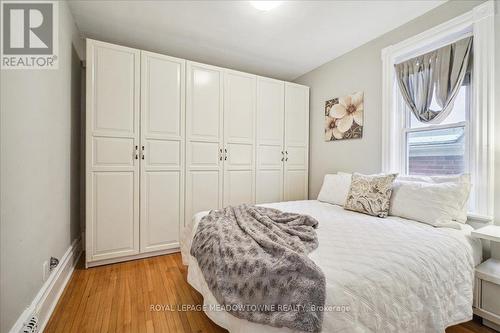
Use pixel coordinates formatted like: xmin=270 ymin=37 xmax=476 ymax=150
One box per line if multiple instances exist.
xmin=21 ymin=315 xmax=39 ymax=333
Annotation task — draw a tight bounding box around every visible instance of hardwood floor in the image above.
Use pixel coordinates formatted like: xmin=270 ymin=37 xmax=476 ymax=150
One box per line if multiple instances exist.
xmin=45 ymin=253 xmax=496 ymax=333
xmin=45 ymin=253 xmax=226 ymax=333
xmin=449 ymin=320 xmax=497 ymax=333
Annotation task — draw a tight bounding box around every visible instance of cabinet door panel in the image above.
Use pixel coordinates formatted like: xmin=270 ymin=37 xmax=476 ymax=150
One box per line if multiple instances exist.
xmin=223 ymin=71 xmax=256 ymax=207
xmin=482 ymin=280 xmax=500 ymax=315
xmin=258 ymin=79 xmax=285 ymax=146
xmin=188 ymin=171 xmax=222 ymax=216
xmin=189 ymin=141 xmax=220 ymax=168
xmin=189 ymin=65 xmax=222 ymax=140
xmin=224 ymin=170 xmax=254 ymax=206
xmin=256 ymin=78 xmax=284 ymax=204
xmin=86 ymin=40 xmax=140 ymax=264
xmin=141 ymin=172 xmax=180 ymax=252
xmin=140 ymin=51 xmax=185 ymax=253
xmin=284 ymin=83 xmax=309 ymax=201
xmin=94 ymin=46 xmax=136 ymax=134
xmin=256 ymin=170 xmax=283 ymax=204
xmin=284 ymin=170 xmax=308 ymax=202
xmin=225 ymin=72 xmax=255 ymax=142
xmin=92 ymin=137 xmax=135 ymax=168
xmin=144 ymin=55 xmax=183 ymax=137
xmin=257 ymin=145 xmax=283 ymax=169
xmin=186 ymin=62 xmax=223 ymax=222
xmin=285 ymin=84 xmax=309 ymax=147
xmin=226 ymin=143 xmax=253 ymax=167
xmin=92 ymin=172 xmax=138 ymax=258
xmin=146 ymin=140 xmax=180 ymax=167
xmin=286 ymin=146 xmax=307 ymax=169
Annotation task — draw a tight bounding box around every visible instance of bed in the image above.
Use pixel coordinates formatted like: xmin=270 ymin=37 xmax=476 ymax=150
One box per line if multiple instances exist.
xmin=181 ymin=200 xmax=482 ymax=333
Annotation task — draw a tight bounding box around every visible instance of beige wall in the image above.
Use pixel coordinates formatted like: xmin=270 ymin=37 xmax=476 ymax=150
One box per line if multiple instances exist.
xmin=0 ymin=1 xmax=84 ymax=331
xmin=294 ymin=1 xmax=500 ymax=236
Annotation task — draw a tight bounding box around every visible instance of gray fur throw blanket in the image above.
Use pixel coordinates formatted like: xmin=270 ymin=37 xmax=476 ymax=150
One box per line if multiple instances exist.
xmin=190 ymin=204 xmax=325 ymax=332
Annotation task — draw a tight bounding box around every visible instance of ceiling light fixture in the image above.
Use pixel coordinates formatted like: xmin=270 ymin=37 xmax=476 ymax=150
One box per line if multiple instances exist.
xmin=250 ymin=1 xmax=282 ymax=11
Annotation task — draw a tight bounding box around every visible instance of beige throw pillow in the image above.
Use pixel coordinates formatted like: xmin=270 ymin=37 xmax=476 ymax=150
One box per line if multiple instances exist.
xmin=344 ymin=173 xmax=398 ymax=218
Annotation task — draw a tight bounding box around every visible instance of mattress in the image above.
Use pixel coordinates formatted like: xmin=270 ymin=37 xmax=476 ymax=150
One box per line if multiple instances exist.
xmin=181 ymin=200 xmax=482 ymax=333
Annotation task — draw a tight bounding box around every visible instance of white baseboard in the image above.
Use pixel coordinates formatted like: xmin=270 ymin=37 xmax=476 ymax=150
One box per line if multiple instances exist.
xmin=484 ymin=319 xmax=500 ymax=331
xmin=9 ymin=238 xmax=82 ymax=333
xmin=86 ymin=247 xmax=179 ymax=268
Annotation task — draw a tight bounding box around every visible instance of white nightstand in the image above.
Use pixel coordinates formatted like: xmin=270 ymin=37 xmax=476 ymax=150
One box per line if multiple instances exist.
xmin=471 ymin=225 xmax=500 ymax=331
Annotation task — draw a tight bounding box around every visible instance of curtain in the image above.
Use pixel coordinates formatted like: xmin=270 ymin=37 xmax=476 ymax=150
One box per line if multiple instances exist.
xmin=394 ymin=36 xmax=473 ymax=124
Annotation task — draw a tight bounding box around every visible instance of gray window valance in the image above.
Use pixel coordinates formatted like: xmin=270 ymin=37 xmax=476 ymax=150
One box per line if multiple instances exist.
xmin=394 ymin=36 xmax=473 ymax=124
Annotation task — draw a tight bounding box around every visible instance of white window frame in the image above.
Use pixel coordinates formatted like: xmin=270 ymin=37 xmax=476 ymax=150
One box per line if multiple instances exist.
xmin=381 ymin=1 xmax=495 ymax=220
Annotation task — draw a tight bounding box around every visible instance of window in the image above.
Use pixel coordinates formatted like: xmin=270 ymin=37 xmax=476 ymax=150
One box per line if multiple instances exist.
xmin=403 ymin=77 xmax=471 ymax=176
xmin=381 ymin=1 xmax=495 ymax=219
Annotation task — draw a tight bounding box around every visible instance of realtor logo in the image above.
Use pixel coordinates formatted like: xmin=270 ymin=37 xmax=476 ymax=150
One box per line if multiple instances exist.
xmin=1 ymin=1 xmax=58 ymax=69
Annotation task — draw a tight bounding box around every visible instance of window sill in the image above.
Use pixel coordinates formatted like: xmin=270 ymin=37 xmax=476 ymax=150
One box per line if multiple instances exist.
xmin=468 ymin=213 xmax=494 ymax=224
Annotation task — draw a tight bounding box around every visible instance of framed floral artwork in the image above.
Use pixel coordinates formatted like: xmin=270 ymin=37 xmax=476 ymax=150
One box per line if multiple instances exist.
xmin=325 ymin=91 xmax=363 ymax=141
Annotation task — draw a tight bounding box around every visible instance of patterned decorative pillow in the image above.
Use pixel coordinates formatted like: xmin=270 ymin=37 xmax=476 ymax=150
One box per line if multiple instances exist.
xmin=344 ymin=173 xmax=398 ymax=217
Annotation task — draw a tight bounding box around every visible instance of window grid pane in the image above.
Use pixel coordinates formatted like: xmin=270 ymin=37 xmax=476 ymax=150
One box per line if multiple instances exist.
xmin=406 ymin=126 xmax=466 ymax=176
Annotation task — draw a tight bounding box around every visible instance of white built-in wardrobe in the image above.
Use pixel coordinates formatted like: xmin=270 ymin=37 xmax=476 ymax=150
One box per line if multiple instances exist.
xmin=85 ymin=39 xmax=309 ymax=267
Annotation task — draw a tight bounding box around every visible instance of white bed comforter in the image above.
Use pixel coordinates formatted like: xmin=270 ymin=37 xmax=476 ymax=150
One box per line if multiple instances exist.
xmin=181 ymin=200 xmax=482 ymax=333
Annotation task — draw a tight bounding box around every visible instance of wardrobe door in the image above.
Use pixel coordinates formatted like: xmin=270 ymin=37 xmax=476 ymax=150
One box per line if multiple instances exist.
xmin=256 ymin=78 xmax=285 ymax=204
xmin=284 ymin=82 xmax=309 ymax=201
xmin=86 ymin=40 xmax=140 ymax=263
xmin=223 ymin=71 xmax=256 ymax=206
xmin=140 ymin=51 xmax=185 ymax=253
xmin=185 ymin=62 xmax=224 ymax=223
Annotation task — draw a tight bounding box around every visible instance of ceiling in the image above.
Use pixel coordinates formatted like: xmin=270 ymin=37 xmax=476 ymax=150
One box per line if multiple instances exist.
xmin=68 ymin=1 xmax=445 ymax=80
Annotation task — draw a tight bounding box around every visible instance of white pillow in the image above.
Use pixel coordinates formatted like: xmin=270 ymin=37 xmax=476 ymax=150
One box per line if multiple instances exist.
xmin=389 ymin=180 xmax=471 ymax=229
xmin=317 ymin=173 xmax=352 ymax=206
xmin=397 ymin=174 xmax=470 ymax=184
xmin=396 ymin=174 xmax=470 ymax=223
